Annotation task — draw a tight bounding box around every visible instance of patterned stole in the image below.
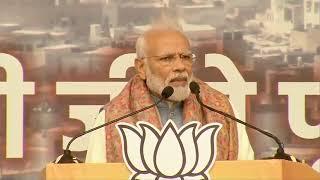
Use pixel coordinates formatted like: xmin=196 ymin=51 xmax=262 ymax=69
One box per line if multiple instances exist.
xmin=105 ymin=75 xmax=238 ymax=162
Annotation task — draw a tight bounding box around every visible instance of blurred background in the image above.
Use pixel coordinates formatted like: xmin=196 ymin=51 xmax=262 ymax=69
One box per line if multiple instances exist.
xmin=0 ymin=0 xmax=319 ymax=179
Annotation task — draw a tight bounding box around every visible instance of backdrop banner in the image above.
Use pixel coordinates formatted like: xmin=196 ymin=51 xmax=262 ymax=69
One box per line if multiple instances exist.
xmin=0 ymin=0 xmax=319 ymax=179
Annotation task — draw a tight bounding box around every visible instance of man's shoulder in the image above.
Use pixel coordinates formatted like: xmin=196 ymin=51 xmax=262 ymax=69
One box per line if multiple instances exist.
xmin=102 ymin=75 xmax=147 ymax=111
xmin=102 ymin=77 xmax=136 ymax=112
xmin=196 ymin=79 xmax=227 ymax=99
xmin=195 ymin=78 xmax=231 ymax=108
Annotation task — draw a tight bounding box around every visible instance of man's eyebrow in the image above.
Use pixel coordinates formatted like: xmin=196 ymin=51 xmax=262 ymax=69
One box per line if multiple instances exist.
xmin=158 ymin=50 xmax=192 ymax=56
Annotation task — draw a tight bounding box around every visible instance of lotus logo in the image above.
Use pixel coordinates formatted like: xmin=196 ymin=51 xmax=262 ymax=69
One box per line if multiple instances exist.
xmin=116 ymin=120 xmax=222 ymax=180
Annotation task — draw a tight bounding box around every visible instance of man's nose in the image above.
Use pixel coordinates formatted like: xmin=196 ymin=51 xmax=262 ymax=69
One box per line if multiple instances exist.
xmin=172 ymin=56 xmax=187 ymax=72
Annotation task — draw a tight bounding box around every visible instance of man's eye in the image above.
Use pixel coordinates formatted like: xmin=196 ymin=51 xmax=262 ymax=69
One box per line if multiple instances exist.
xmin=160 ymin=55 xmax=173 ymax=61
xmin=181 ymin=55 xmax=191 ymax=59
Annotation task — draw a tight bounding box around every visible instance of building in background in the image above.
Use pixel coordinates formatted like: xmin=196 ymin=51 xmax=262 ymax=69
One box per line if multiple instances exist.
xmin=304 ymin=0 xmax=320 ymax=29
xmin=0 ymin=1 xmax=320 ymax=179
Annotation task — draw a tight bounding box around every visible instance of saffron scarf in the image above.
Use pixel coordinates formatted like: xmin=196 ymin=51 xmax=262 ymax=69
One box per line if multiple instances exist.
xmin=104 ymin=75 xmax=238 ymax=162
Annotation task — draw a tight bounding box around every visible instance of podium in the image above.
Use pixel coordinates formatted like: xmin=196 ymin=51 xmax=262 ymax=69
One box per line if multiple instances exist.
xmin=43 ymin=160 xmax=320 ymax=180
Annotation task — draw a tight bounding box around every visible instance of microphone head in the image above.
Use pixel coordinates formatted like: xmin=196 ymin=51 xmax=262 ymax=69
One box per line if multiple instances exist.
xmin=189 ymin=81 xmax=200 ymax=94
xmin=161 ymin=86 xmax=174 ymax=99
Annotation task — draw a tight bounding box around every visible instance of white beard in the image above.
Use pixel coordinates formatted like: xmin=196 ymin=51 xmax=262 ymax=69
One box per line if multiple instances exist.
xmin=145 ymin=66 xmax=192 ymax=102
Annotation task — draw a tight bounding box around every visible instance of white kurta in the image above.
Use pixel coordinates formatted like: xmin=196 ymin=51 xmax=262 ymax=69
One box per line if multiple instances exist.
xmin=85 ymin=104 xmax=255 ymax=163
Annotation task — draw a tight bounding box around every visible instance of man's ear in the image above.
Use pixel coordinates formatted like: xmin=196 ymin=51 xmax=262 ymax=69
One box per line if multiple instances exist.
xmin=134 ymin=58 xmax=146 ymax=80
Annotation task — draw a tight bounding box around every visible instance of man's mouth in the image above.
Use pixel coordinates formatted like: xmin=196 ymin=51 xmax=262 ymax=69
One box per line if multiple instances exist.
xmin=169 ymin=77 xmax=188 ymax=86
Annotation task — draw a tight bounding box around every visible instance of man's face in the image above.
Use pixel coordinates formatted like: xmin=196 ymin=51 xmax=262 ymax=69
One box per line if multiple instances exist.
xmin=135 ymin=29 xmax=193 ymax=101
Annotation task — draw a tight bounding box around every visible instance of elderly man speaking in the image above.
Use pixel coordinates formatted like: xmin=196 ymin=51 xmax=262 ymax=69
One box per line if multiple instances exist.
xmin=86 ymin=23 xmax=249 ymax=163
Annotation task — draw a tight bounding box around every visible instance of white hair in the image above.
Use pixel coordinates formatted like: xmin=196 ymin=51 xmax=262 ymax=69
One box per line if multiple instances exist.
xmin=135 ymin=36 xmax=146 ymax=59
xmin=135 ymin=15 xmax=184 ymax=59
xmin=135 ymin=16 xmax=192 ymax=102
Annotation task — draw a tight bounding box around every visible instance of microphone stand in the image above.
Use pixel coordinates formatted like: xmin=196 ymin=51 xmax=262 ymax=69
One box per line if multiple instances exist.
xmin=190 ymin=82 xmax=300 ymax=162
xmin=55 ymin=86 xmax=174 ymax=163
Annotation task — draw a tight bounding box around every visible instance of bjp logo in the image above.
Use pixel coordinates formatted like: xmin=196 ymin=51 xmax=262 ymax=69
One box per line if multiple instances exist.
xmin=116 ymin=120 xmax=222 ymax=180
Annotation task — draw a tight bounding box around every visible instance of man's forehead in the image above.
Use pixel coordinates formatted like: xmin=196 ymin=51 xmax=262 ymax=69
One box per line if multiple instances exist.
xmin=143 ymin=29 xmax=190 ymax=54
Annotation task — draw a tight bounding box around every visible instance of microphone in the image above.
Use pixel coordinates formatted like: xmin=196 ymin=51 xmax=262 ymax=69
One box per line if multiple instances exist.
xmin=99 ymin=106 xmax=105 ymax=113
xmin=189 ymin=81 xmax=300 ymax=162
xmin=55 ymin=86 xmax=174 ymax=163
